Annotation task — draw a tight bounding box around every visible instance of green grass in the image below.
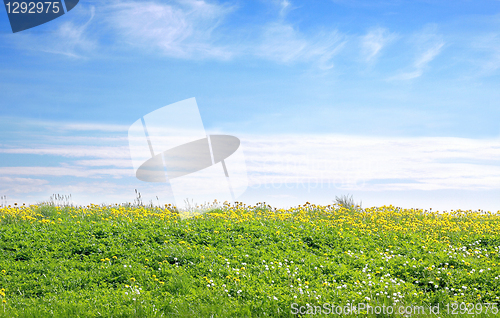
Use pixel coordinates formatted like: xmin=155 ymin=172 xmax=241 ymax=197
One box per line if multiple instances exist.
xmin=1 ymin=202 xmax=500 ymax=317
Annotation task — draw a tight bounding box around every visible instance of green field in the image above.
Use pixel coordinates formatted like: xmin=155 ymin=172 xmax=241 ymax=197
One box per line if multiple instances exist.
xmin=1 ymin=201 xmax=500 ymax=317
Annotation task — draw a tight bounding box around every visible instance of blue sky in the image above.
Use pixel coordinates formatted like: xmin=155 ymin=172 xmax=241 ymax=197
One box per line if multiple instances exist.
xmin=1 ymin=0 xmax=500 ymax=211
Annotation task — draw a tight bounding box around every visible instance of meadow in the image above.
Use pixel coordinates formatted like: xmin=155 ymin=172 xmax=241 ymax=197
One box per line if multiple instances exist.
xmin=1 ymin=198 xmax=500 ymax=317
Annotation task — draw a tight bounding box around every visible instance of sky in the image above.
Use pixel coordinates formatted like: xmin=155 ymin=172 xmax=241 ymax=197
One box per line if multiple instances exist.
xmin=1 ymin=0 xmax=500 ymax=211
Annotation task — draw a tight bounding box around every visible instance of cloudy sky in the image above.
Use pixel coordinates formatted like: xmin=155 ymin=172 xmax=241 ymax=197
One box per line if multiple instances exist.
xmin=1 ymin=0 xmax=500 ymax=211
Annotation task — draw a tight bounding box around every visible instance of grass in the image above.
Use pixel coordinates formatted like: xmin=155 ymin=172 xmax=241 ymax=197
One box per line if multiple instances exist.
xmin=1 ymin=199 xmax=500 ymax=317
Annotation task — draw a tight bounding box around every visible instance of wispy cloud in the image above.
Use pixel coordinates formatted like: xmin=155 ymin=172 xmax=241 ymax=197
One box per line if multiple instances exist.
xmin=107 ymin=0 xmax=344 ymax=67
xmin=2 ymin=127 xmax=500 ymax=209
xmin=106 ymin=0 xmax=234 ymax=59
xmin=0 ymin=177 xmax=48 ymax=194
xmin=254 ymin=23 xmax=346 ymax=69
xmin=390 ymin=25 xmax=445 ymax=80
xmin=241 ymin=133 xmax=500 ymax=191
xmin=275 ymin=0 xmax=292 ymax=18
xmin=4 ymin=132 xmax=499 ymax=191
xmin=469 ymin=33 xmax=500 ymax=76
xmin=0 ymin=145 xmax=130 ymax=159
xmin=3 ymin=5 xmax=97 ymax=58
xmin=360 ymin=27 xmax=397 ymax=62
xmin=414 ymin=42 xmax=444 ymax=69
xmin=0 ymin=166 xmax=132 ymax=178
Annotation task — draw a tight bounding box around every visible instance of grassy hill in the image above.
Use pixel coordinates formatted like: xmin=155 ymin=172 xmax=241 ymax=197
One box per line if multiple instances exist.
xmin=1 ymin=202 xmax=500 ymax=317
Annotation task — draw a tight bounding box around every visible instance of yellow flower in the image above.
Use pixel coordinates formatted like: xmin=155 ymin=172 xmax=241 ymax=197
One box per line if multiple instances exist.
xmin=130 ymin=277 xmax=136 ymax=282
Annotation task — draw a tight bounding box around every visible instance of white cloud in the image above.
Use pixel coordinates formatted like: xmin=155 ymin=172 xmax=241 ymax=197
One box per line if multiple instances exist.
xmin=414 ymin=42 xmax=444 ymax=69
xmin=469 ymin=33 xmax=500 ymax=76
xmin=0 ymin=145 xmax=130 ymax=159
xmin=106 ymin=0 xmax=234 ymax=59
xmin=56 ymin=122 xmax=129 ymax=132
xmin=390 ymin=25 xmax=445 ymax=80
xmin=360 ymin=27 xmax=397 ymax=62
xmin=4 ymin=132 xmax=500 ymax=193
xmin=3 ymin=5 xmax=97 ymax=58
xmin=255 ymin=23 xmax=345 ymax=69
xmin=107 ymin=0 xmax=345 ymax=68
xmin=73 ymin=159 xmax=133 ymax=168
xmin=240 ymin=133 xmax=500 ymax=191
xmin=0 ymin=166 xmax=132 ymax=178
xmin=277 ymin=0 xmax=291 ymax=18
xmin=2 ymin=130 xmax=500 ymax=209
xmin=0 ymin=177 xmax=49 ymax=194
